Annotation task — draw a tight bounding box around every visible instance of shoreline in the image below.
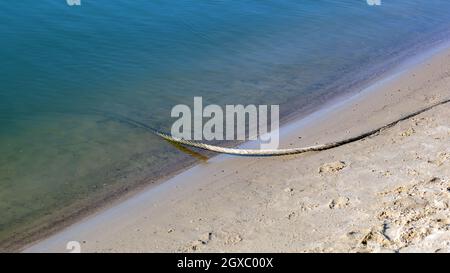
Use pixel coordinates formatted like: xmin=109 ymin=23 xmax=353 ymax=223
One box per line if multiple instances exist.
xmin=23 ymin=39 xmax=450 ymax=252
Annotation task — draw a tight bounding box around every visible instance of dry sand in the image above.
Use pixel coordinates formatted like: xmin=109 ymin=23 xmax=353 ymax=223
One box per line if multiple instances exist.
xmin=25 ymin=44 xmax=450 ymax=253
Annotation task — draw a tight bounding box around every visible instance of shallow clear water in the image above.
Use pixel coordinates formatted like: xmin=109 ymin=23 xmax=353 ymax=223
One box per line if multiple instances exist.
xmin=1 ymin=0 xmax=450 ymax=248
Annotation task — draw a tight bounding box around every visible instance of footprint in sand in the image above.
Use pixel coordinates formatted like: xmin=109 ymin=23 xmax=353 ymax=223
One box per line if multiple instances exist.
xmin=429 ymin=152 xmax=449 ymax=167
xmin=328 ymin=197 xmax=350 ymax=209
xmin=399 ymin=127 xmax=416 ymax=137
xmin=182 ymin=232 xmax=213 ymax=252
xmin=363 ymin=176 xmax=450 ymax=252
xmin=318 ymin=161 xmax=347 ymax=174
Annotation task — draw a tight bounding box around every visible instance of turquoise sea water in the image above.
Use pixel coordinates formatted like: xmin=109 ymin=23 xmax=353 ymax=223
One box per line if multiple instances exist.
xmin=1 ymin=0 xmax=450 ymax=249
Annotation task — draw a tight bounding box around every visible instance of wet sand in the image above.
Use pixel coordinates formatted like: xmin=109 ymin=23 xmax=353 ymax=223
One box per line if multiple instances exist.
xmin=24 ymin=43 xmax=450 ymax=253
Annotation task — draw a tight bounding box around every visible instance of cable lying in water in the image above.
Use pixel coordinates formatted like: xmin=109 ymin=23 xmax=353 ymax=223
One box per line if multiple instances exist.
xmin=151 ymin=98 xmax=450 ymax=156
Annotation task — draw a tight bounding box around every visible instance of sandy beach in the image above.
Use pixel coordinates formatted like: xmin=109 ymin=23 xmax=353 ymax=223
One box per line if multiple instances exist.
xmin=24 ymin=43 xmax=450 ymax=253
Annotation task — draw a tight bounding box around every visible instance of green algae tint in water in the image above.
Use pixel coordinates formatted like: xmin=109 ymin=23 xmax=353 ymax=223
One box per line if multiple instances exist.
xmin=1 ymin=0 xmax=450 ymax=249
